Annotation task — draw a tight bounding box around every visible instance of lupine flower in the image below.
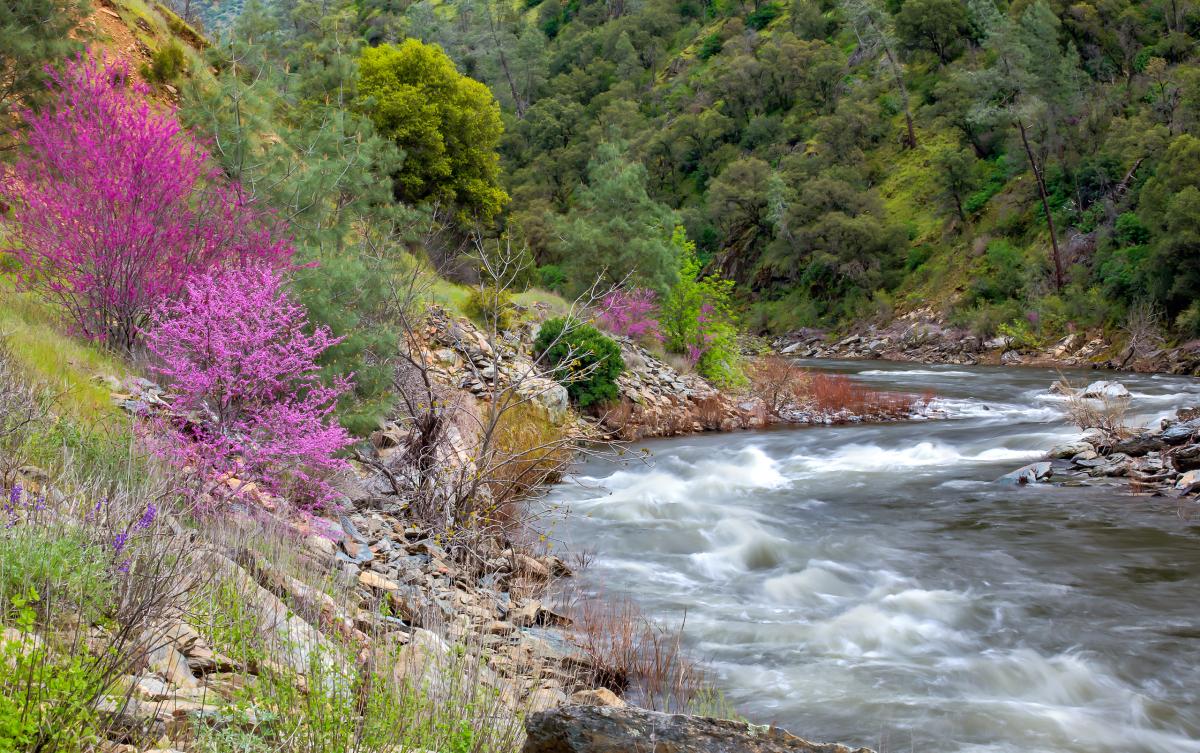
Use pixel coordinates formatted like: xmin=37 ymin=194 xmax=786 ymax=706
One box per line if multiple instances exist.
xmin=133 ymin=503 xmax=157 ymax=531
xmin=112 ymin=531 xmax=129 ymax=554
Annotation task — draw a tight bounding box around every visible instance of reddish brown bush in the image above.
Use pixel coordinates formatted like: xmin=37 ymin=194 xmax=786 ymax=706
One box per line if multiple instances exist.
xmin=804 ymin=372 xmax=927 ymax=420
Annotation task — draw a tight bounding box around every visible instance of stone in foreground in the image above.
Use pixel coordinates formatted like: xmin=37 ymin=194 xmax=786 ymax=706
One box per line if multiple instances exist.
xmin=522 ymin=705 xmax=874 ymax=753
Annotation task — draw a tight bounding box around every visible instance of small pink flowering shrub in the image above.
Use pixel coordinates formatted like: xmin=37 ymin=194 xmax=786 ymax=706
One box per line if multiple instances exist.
xmin=144 ymin=265 xmax=352 ymax=509
xmin=2 ymin=52 xmax=291 ymax=351
xmin=595 ymin=288 xmax=662 ymax=342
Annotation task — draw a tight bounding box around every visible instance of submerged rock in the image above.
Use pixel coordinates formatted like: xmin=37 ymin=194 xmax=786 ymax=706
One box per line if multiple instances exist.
xmin=522 ymin=705 xmax=874 ymax=753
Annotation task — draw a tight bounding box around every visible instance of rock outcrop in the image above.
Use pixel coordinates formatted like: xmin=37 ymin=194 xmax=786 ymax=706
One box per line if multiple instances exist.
xmin=773 ymin=309 xmax=1200 ymax=375
xmin=522 ymin=705 xmax=874 ymax=753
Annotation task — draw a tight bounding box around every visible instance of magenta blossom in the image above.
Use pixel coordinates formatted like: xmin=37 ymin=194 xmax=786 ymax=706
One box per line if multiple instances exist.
xmin=144 ymin=264 xmax=352 ymax=509
xmin=2 ymin=52 xmax=292 ymax=351
xmin=595 ymin=288 xmax=663 ymax=342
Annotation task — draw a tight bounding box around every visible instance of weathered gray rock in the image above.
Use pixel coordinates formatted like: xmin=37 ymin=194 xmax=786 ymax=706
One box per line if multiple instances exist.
xmin=1080 ymin=380 xmax=1131 ymax=400
xmin=521 ymin=705 xmax=874 ymax=753
xmin=997 ymin=461 xmax=1053 ymax=485
xmin=1112 ymin=433 xmax=1165 ymax=457
xmin=1048 ymin=440 xmax=1094 ymax=459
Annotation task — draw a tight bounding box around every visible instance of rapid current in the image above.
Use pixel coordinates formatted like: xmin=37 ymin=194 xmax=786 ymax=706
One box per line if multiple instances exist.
xmin=541 ymin=361 xmax=1200 ymax=753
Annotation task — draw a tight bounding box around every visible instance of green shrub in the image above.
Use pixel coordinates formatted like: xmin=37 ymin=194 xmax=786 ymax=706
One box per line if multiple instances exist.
xmin=536 ymin=264 xmax=567 ymax=293
xmin=141 ymin=42 xmax=185 ymax=84
xmin=746 ymin=2 xmax=782 ymax=29
xmin=0 ymin=527 xmax=113 ymax=622
xmin=698 ymin=33 xmax=723 ymax=60
xmin=0 ymin=599 xmax=103 ymax=752
xmin=533 ymin=318 xmax=624 ymax=408
xmin=464 ymin=286 xmax=516 ymax=332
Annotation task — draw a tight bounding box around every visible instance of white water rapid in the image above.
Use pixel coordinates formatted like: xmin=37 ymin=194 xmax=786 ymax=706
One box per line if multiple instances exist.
xmin=541 ymin=361 xmax=1200 ymax=753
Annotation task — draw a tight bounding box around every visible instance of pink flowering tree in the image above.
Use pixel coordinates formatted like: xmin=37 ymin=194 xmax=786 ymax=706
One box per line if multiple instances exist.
xmin=594 ymin=288 xmax=663 ymax=342
xmin=144 ymin=264 xmax=352 ymax=509
xmin=1 ymin=53 xmax=291 ymax=352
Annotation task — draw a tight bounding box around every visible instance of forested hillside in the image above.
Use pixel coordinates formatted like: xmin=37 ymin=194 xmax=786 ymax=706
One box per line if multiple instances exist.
xmin=166 ymin=0 xmax=1200 ymax=349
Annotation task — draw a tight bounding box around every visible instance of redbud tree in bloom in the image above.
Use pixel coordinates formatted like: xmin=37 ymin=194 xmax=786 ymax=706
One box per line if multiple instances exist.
xmin=1 ymin=53 xmax=291 ymax=352
xmin=594 ymin=288 xmax=662 ymax=342
xmin=145 ymin=264 xmax=352 ymax=509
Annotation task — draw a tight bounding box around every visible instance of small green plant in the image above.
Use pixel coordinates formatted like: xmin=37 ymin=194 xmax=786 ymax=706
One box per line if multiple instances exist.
xmin=0 ymin=527 xmax=113 ymax=623
xmin=997 ymin=319 xmax=1042 ymax=349
xmin=698 ymin=33 xmax=723 ymax=60
xmin=465 ymin=285 xmax=516 ymax=332
xmin=534 ymin=318 xmax=625 ymax=407
xmin=141 ymin=42 xmax=185 ymax=84
xmin=0 ymin=594 xmax=104 ymax=751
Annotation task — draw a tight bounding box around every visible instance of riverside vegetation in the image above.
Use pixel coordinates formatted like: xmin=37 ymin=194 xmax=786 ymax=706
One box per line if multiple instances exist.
xmin=4 ymin=0 xmax=1196 ymax=751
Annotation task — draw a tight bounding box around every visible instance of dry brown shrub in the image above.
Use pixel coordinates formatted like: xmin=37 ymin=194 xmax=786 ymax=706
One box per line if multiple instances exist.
xmin=804 ymin=372 xmax=926 ymax=419
xmin=749 ymin=356 xmax=808 ymax=417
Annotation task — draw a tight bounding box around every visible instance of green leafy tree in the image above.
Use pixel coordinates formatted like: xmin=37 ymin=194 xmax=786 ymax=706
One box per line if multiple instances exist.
xmin=356 ymin=39 xmax=509 ymax=220
xmin=965 ymin=0 xmax=1085 ymax=289
xmin=1138 ymin=134 xmax=1200 ymax=323
xmin=895 ymin=0 xmax=969 ymax=64
xmin=932 ymin=143 xmax=982 ymax=222
xmin=661 ymin=228 xmax=745 ymax=388
xmin=554 ymin=142 xmax=678 ymax=294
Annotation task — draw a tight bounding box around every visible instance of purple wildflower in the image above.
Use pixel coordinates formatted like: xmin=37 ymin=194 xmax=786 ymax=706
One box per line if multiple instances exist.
xmin=133 ymin=503 xmax=157 ymax=531
xmin=112 ymin=530 xmax=129 ymax=554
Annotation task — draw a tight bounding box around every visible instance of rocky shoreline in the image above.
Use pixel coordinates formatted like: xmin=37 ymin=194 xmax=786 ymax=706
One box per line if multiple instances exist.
xmin=773 ymin=310 xmax=1200 ymax=375
xmin=91 ymin=305 xmax=901 ymax=753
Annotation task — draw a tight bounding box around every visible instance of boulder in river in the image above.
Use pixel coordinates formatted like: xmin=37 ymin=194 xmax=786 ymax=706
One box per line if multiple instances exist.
xmin=1048 ymin=440 xmax=1094 ymax=459
xmin=1080 ymin=380 xmax=1131 ymax=400
xmin=522 ymin=705 xmax=874 ymax=753
xmin=997 ymin=461 xmax=1053 ymax=485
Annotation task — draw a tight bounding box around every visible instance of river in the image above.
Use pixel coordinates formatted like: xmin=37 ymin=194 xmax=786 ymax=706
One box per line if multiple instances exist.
xmin=540 ymin=361 xmax=1200 ymax=753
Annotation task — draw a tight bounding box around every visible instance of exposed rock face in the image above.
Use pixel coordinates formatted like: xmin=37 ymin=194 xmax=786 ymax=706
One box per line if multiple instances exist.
xmin=772 ymin=309 xmax=1200 ymax=375
xmin=600 ymin=338 xmax=768 ymax=440
xmin=522 ymin=705 xmax=874 ymax=753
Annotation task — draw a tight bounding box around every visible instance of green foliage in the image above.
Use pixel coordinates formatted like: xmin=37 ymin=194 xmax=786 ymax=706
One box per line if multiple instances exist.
xmin=661 ymin=228 xmax=745 ymax=388
xmin=0 ymin=0 xmax=86 ymax=127
xmin=554 ymin=142 xmax=679 ymax=295
xmin=746 ymin=2 xmax=782 ymax=30
xmin=464 ymin=285 xmax=517 ymax=332
xmin=0 ymin=601 xmax=103 ymax=752
xmin=698 ymin=33 xmax=723 ymax=60
xmin=536 ymin=264 xmax=568 ymax=292
xmin=0 ymin=528 xmax=113 ymax=622
xmin=141 ymin=41 xmax=186 ymax=83
xmin=356 ymin=39 xmax=509 ymax=220
xmin=970 ymin=240 xmax=1027 ymax=304
xmin=533 ymin=318 xmax=624 ymax=407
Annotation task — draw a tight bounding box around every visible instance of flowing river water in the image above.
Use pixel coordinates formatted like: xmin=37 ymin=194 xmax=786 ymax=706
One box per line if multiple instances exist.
xmin=541 ymin=361 xmax=1200 ymax=753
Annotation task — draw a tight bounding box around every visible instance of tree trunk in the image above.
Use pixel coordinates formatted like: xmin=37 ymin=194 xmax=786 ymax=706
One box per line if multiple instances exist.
xmin=1017 ymin=118 xmax=1064 ymax=290
xmin=875 ymin=26 xmax=916 ymax=148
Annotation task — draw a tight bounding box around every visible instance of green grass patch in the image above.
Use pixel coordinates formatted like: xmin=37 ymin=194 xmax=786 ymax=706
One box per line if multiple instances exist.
xmin=0 ymin=281 xmax=127 ymax=423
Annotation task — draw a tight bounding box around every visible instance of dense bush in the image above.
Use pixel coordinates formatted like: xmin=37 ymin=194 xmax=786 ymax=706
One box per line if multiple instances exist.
xmin=141 ymin=42 xmax=185 ymax=83
xmin=533 ymin=318 xmax=624 ymax=408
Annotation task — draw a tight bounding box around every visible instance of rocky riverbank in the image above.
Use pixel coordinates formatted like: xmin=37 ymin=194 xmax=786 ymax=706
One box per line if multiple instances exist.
xmin=996 ymin=378 xmax=1200 ymax=502
xmin=90 ymin=304 xmax=895 ymax=752
xmin=774 ymin=310 xmax=1200 ymax=375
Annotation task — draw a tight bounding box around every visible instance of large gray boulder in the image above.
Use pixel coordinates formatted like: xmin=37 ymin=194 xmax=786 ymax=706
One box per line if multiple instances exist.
xmin=522 ymin=705 xmax=874 ymax=753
